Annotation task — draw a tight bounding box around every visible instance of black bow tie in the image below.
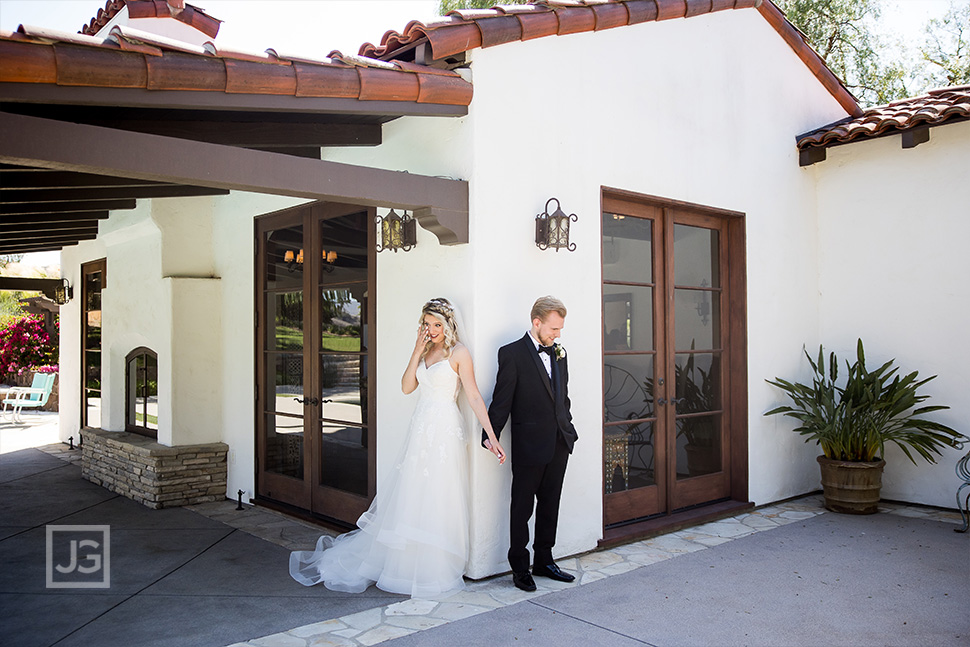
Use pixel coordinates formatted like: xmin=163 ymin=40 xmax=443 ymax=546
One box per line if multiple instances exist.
xmin=538 ymin=345 xmax=555 ymax=357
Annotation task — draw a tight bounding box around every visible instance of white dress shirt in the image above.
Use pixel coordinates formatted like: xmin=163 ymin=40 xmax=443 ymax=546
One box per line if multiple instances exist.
xmin=528 ymin=330 xmax=552 ymax=379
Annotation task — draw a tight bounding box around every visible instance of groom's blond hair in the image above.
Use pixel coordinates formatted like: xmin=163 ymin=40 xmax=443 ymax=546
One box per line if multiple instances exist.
xmin=531 ymin=296 xmax=567 ymax=323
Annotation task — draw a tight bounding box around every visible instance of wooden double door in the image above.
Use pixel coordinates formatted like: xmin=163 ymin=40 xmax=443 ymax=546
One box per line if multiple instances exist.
xmin=255 ymin=202 xmax=376 ymax=526
xmin=602 ymin=192 xmax=746 ymax=527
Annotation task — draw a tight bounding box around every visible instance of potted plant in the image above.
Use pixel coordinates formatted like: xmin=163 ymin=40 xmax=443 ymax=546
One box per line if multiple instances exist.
xmin=673 ymin=352 xmax=719 ymax=477
xmin=766 ymin=339 xmax=966 ymax=514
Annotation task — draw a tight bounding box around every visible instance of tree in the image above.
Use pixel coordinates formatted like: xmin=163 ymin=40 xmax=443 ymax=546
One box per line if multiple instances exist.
xmin=0 ymin=254 xmax=25 ymax=268
xmin=920 ymin=2 xmax=970 ymax=88
xmin=438 ymin=0 xmax=527 ymax=15
xmin=776 ymin=0 xmax=911 ymax=106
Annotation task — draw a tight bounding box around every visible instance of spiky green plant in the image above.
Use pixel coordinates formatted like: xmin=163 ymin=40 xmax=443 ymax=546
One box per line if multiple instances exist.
xmin=766 ymin=339 xmax=966 ymax=464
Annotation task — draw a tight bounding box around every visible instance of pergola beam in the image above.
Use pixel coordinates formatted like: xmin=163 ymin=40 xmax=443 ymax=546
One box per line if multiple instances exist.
xmin=1 ymin=185 xmax=229 ymax=204
xmin=0 ymin=111 xmax=468 ymax=244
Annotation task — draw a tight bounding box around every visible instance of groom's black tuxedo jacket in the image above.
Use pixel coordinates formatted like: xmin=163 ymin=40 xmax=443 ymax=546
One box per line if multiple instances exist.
xmin=483 ymin=333 xmax=578 ymax=466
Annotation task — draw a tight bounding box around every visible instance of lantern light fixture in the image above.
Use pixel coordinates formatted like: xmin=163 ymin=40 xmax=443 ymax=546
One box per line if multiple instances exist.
xmin=535 ymin=197 xmax=577 ymax=252
xmin=53 ymin=278 xmax=73 ymax=305
xmin=376 ymin=209 xmax=416 ymax=252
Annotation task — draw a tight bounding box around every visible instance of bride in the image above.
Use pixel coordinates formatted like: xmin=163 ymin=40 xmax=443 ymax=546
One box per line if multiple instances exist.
xmin=290 ymin=297 xmax=506 ymax=598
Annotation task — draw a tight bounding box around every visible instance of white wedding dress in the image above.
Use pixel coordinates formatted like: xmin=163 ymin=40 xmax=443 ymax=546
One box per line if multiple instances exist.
xmin=289 ymin=358 xmax=469 ymax=598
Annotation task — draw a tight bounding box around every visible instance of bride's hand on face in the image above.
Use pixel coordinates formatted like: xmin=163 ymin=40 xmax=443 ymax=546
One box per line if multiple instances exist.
xmin=413 ymin=323 xmax=430 ymax=355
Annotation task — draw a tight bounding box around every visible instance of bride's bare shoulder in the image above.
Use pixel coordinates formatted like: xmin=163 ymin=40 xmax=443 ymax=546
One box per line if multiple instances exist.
xmin=451 ymin=343 xmax=472 ymax=361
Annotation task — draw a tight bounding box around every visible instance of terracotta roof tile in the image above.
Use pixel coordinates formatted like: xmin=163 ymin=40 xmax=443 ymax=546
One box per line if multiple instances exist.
xmin=685 ymin=0 xmax=714 ymax=19
xmin=591 ymin=3 xmax=631 ymax=30
xmin=416 ymin=71 xmax=474 ymax=105
xmin=517 ymin=8 xmax=561 ymax=41
xmin=0 ymin=28 xmax=473 ymax=108
xmin=422 ymin=21 xmax=485 ymax=60
xmin=353 ymin=1 xmax=858 ymax=118
xmin=81 ymin=1 xmax=221 ymax=39
xmin=224 ymin=58 xmax=297 ymax=95
xmin=0 ymin=34 xmax=57 ymax=84
xmin=358 ymin=67 xmax=420 ymax=102
xmin=797 ymin=85 xmax=970 ymax=150
xmin=624 ymin=0 xmax=660 ymax=24
xmin=293 ymin=62 xmax=361 ymax=99
xmin=54 ymin=42 xmax=147 ymax=88
xmin=554 ymin=5 xmax=597 ymax=34
xmin=475 ymin=15 xmax=524 ymax=47
xmin=144 ymin=50 xmax=224 ymax=91
xmin=656 ymin=0 xmax=688 ymax=21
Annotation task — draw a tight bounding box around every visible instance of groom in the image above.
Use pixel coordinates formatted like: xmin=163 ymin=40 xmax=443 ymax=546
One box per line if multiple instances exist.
xmin=483 ymin=296 xmax=579 ymax=592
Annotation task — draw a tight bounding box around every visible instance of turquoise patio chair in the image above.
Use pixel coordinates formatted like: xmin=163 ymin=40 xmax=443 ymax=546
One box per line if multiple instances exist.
xmin=2 ymin=373 xmax=56 ymax=423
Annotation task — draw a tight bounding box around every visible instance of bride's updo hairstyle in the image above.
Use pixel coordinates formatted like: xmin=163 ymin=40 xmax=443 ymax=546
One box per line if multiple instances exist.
xmin=420 ymin=297 xmax=459 ymax=358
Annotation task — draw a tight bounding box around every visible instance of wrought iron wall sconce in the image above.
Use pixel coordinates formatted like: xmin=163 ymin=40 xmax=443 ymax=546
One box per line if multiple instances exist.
xmin=376 ymin=209 xmax=416 ymax=252
xmin=535 ymin=197 xmax=577 ymax=251
xmin=53 ymin=278 xmax=73 ymax=305
xmin=283 ymin=249 xmax=337 ymax=273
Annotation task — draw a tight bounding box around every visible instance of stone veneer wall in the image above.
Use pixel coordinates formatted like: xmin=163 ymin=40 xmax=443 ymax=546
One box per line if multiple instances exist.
xmin=81 ymin=428 xmax=228 ymax=509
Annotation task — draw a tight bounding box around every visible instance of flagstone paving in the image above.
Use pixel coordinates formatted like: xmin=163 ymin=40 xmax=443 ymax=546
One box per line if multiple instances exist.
xmin=32 ymin=440 xmax=963 ymax=647
xmin=215 ymin=497 xmax=959 ymax=647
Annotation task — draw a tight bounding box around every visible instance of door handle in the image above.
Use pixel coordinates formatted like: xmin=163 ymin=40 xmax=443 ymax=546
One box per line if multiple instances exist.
xmin=656 ymin=397 xmax=667 ymax=406
xmin=670 ymin=397 xmax=686 ymax=405
xmin=293 ymin=397 xmax=320 ymax=406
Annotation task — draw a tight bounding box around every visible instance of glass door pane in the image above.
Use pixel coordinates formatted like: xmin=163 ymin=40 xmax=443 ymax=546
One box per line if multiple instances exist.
xmin=602 ymin=206 xmax=664 ymax=523
xmin=316 ymin=211 xmax=370 ymax=501
xmin=673 ymin=352 xmax=721 ymax=479
xmin=668 ymin=216 xmax=729 ymax=508
xmin=81 ymin=261 xmax=105 ymax=429
xmin=263 ymin=224 xmax=305 ymax=479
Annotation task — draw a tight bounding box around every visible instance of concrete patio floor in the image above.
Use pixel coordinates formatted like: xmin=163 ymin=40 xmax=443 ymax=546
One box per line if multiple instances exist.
xmin=1 ymin=414 xmax=967 ymax=647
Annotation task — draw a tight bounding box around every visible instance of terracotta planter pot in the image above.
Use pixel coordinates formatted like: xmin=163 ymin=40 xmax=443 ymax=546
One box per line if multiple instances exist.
xmin=817 ymin=455 xmax=886 ymax=515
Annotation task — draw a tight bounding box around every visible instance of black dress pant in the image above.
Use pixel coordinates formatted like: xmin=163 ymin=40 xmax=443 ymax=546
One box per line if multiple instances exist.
xmin=508 ymin=434 xmax=570 ymax=574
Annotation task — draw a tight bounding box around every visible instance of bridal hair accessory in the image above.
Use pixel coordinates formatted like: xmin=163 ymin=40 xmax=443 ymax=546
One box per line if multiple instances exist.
xmin=424 ymin=298 xmax=454 ymax=317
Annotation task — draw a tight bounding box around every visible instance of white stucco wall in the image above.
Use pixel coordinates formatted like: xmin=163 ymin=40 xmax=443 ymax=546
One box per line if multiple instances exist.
xmin=60 ymin=6 xmax=960 ymax=582
xmin=323 ymin=8 xmax=850 ymax=577
xmin=814 ymin=120 xmax=970 ymax=508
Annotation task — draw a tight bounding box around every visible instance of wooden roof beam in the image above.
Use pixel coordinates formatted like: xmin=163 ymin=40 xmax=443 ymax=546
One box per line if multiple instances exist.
xmin=0 ymin=199 xmax=136 ymax=216
xmin=0 ymin=170 xmax=172 ymax=189
xmin=1 ymin=226 xmax=98 ymax=241
xmin=0 ymin=211 xmax=110 ymax=224
xmin=0 ymin=233 xmax=96 ymax=251
xmin=0 ymin=221 xmax=99 ymax=234
xmin=0 ymin=185 xmax=230 ymax=204
xmin=0 ymin=111 xmax=468 ymax=245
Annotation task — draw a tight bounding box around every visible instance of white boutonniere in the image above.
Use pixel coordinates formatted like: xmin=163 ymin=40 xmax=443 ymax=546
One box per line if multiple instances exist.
xmin=554 ymin=343 xmax=566 ymax=361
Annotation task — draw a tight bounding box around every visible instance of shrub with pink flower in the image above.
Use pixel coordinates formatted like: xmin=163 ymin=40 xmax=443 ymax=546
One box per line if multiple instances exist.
xmin=0 ymin=315 xmax=58 ymax=378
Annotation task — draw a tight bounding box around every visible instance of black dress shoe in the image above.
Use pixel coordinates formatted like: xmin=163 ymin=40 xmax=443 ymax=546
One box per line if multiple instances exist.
xmin=512 ymin=571 xmax=537 ymax=592
xmin=532 ymin=562 xmax=575 ymax=583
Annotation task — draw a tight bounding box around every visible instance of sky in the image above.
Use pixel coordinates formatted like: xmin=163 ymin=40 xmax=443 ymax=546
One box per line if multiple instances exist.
xmin=0 ymin=0 xmax=964 ymax=267
xmin=0 ymin=1 xmax=441 ymax=57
